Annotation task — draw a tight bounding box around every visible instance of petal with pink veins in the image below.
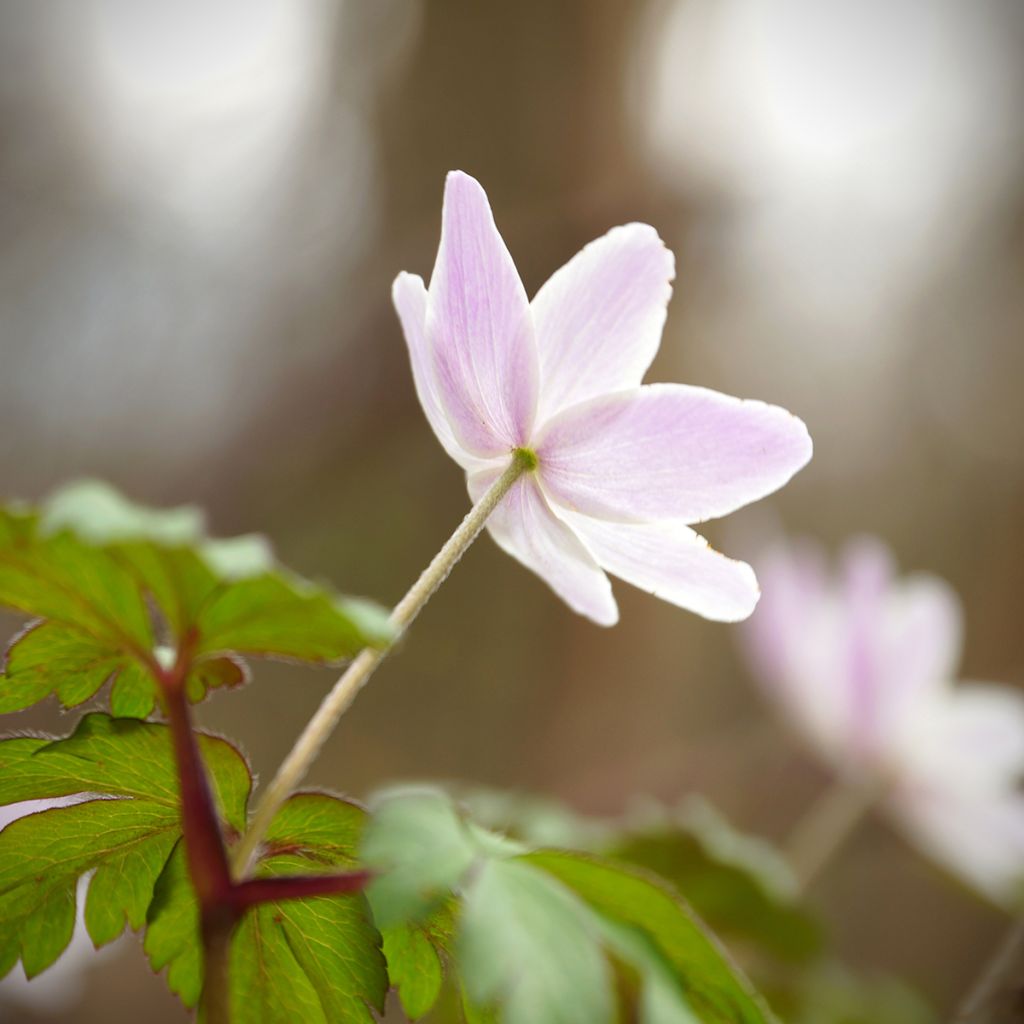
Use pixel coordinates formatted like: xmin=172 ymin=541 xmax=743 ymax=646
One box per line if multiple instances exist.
xmin=393 ymin=272 xmax=491 ymax=472
xmin=468 ymin=470 xmax=618 ymax=626
xmin=559 ymin=511 xmax=759 ymax=622
xmin=426 ymin=172 xmax=539 ymax=456
xmin=537 ymin=384 xmax=812 ymax=524
xmin=532 ymin=224 xmax=674 ymax=422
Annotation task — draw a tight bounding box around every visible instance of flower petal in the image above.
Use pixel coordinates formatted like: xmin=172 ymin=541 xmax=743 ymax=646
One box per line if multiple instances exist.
xmin=426 ymin=171 xmax=539 ymax=456
xmin=393 ymin=272 xmax=491 ymax=471
xmin=900 ymin=684 xmax=1024 ymax=793
xmin=531 ymin=224 xmax=674 ymax=422
xmin=560 ymin=511 xmax=759 ymax=621
xmin=537 ymin=384 xmax=812 ymax=523
xmin=890 ymin=787 xmax=1024 ymax=907
xmin=875 ymin=572 xmax=962 ymax=734
xmin=468 ymin=471 xmax=618 ymax=626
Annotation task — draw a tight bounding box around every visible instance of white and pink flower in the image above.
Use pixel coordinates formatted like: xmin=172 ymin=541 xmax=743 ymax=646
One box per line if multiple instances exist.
xmin=393 ymin=171 xmax=812 ymax=625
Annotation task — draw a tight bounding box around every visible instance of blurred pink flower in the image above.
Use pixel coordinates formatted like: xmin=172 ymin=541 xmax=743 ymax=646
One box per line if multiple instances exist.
xmin=393 ymin=171 xmax=812 ymax=625
xmin=744 ymin=537 xmax=1024 ymax=905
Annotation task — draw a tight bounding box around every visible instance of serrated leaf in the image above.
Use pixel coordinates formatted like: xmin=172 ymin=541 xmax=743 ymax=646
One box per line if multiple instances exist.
xmin=0 ymin=714 xmax=250 ymax=978
xmin=382 ymin=922 xmax=446 ymax=1020
xmin=460 ymin=788 xmax=821 ymax=966
xmin=0 ymin=484 xmax=392 ymax=717
xmin=460 ymin=858 xmax=615 ymax=1024
xmin=147 ymin=793 xmax=388 ymax=1021
xmin=526 ymin=851 xmax=777 ymax=1024
xmin=607 ymin=800 xmax=821 ymax=963
xmin=363 ymin=789 xmax=776 ymax=1024
xmin=364 ymin=788 xmax=493 ymax=924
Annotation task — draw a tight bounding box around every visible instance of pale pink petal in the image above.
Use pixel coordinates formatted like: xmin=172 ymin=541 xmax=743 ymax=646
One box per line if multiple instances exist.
xmin=874 ymin=573 xmax=962 ymax=736
xmin=531 ymin=224 xmax=674 ymax=422
xmin=393 ymin=272 xmax=491 ymax=471
xmin=743 ymin=540 xmax=828 ymax=688
xmin=559 ymin=511 xmax=758 ymax=621
xmin=900 ymin=684 xmax=1024 ymax=791
xmin=743 ymin=540 xmax=876 ymax=770
xmin=536 ymin=384 xmax=812 ymax=523
xmin=890 ymin=786 xmax=1024 ymax=907
xmin=835 ymin=537 xmax=894 ymax=756
xmin=468 ymin=470 xmax=618 ymax=626
xmin=426 ymin=171 xmax=539 ymax=456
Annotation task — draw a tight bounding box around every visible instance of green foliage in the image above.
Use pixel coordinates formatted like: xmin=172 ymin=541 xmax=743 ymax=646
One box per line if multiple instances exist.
xmin=778 ymin=964 xmax=936 ymax=1024
xmin=381 ymin=921 xmax=447 ymax=1020
xmin=0 ymin=482 xmax=391 ymax=718
xmin=459 ymin=788 xmax=820 ymax=964
xmin=146 ymin=794 xmax=388 ymax=1022
xmin=606 ymin=799 xmax=821 ymax=963
xmin=0 ymin=714 xmax=249 ymax=978
xmin=362 ymin=787 xmax=778 ymax=1024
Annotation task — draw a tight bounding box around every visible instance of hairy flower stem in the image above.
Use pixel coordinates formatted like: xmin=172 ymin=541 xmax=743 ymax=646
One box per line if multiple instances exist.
xmin=785 ymin=777 xmax=880 ymax=891
xmin=231 ymin=452 xmax=532 ymax=877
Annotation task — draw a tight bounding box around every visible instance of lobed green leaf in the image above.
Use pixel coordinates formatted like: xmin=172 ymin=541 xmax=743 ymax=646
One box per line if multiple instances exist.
xmin=146 ymin=793 xmax=387 ymax=1021
xmin=0 ymin=714 xmax=250 ymax=979
xmin=362 ymin=787 xmax=777 ymax=1024
xmin=0 ymin=483 xmax=392 ymax=718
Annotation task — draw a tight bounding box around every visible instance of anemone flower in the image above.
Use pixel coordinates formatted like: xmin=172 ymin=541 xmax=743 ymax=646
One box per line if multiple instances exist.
xmin=744 ymin=536 xmax=1024 ymax=905
xmin=393 ymin=171 xmax=811 ymax=626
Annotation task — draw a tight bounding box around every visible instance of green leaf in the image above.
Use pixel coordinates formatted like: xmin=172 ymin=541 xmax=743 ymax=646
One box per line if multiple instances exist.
xmin=783 ymin=964 xmax=935 ymax=1024
xmin=382 ymin=923 xmax=446 ymax=1020
xmin=363 ymin=788 xmax=776 ymax=1024
xmin=0 ymin=714 xmax=250 ymax=978
xmin=363 ymin=787 xmax=507 ymax=925
xmin=0 ymin=483 xmax=392 ymax=717
xmin=459 ymin=858 xmax=615 ymax=1024
xmin=146 ymin=793 xmax=388 ymax=1021
xmin=526 ymin=850 xmax=777 ymax=1024
xmin=606 ymin=799 xmax=821 ymax=963
xmin=144 ymin=841 xmax=203 ymax=1006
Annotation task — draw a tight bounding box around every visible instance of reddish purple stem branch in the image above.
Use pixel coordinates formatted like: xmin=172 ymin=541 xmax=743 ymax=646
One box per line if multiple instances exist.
xmin=155 ymin=636 xmax=373 ymax=903
xmin=153 ymin=636 xmax=373 ymax=1022
xmin=231 ymin=870 xmax=373 ymax=909
xmin=159 ymin=634 xmax=234 ymax=908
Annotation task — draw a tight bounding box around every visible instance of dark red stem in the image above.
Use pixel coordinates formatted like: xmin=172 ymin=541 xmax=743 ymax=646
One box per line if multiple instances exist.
xmin=231 ymin=870 xmax=373 ymax=909
xmin=159 ymin=632 xmax=233 ymax=909
xmin=152 ymin=634 xmax=374 ymax=1023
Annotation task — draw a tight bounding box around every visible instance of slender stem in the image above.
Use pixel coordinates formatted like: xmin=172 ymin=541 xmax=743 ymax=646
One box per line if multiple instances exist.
xmin=201 ymin=910 xmax=236 ymax=1024
xmin=158 ymin=636 xmax=236 ymax=1023
xmin=232 ymin=870 xmax=373 ymax=909
xmin=160 ymin=641 xmax=233 ymax=905
xmin=231 ymin=453 xmax=530 ymax=876
xmin=954 ymin=918 xmax=1024 ymax=1023
xmin=785 ymin=776 xmax=880 ymax=891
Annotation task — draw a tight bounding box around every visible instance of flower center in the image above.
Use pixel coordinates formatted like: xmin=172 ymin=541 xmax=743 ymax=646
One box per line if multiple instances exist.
xmin=512 ymin=446 xmax=539 ymax=472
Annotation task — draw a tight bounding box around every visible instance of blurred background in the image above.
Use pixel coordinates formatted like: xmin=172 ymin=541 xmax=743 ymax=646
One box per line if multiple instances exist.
xmin=1 ymin=0 xmax=1023 ymax=1020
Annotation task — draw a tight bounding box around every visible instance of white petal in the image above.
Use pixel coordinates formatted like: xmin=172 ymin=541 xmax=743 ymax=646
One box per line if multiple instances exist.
xmin=899 ymin=684 xmax=1024 ymax=792
xmin=560 ymin=512 xmax=759 ymax=622
xmin=427 ymin=171 xmax=539 ymax=456
xmin=536 ymin=384 xmax=812 ymax=524
xmin=874 ymin=572 xmax=963 ymax=736
xmin=890 ymin=787 xmax=1024 ymax=907
xmin=393 ymin=272 xmax=488 ymax=471
xmin=468 ymin=471 xmax=618 ymax=626
xmin=531 ymin=223 xmax=674 ymax=422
